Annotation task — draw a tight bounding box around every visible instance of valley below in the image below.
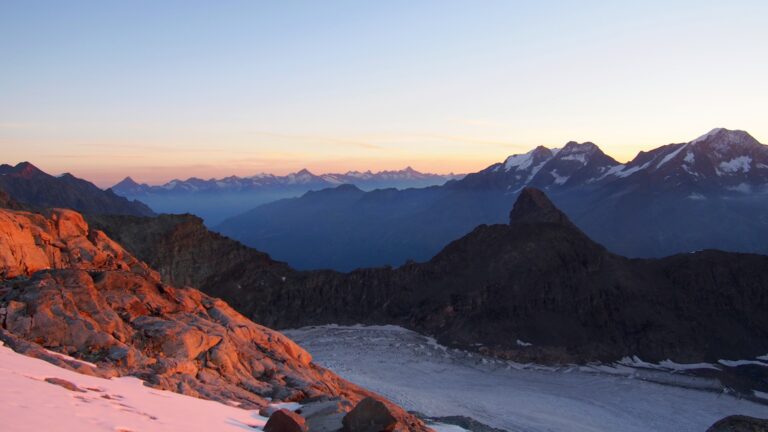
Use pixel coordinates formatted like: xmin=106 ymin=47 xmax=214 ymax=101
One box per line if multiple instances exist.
xmin=287 ymin=325 xmax=768 ymax=432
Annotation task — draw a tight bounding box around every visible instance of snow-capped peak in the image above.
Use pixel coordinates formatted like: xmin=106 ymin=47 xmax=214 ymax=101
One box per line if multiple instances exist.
xmin=689 ymin=128 xmax=758 ymax=148
xmin=502 ymin=146 xmax=552 ymax=172
xmin=559 ymin=141 xmax=599 ymax=155
xmin=690 ymin=128 xmax=727 ymax=145
xmin=556 ymin=142 xmax=600 ymax=164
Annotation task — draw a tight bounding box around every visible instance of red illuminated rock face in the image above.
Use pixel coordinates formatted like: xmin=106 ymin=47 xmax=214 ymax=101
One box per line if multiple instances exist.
xmin=0 ymin=207 xmax=429 ymax=432
xmin=0 ymin=208 xmax=148 ymax=278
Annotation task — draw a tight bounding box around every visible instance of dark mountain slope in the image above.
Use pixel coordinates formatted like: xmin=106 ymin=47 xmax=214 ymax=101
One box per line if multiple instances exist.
xmin=0 ymin=162 xmax=154 ymax=216
xmin=89 ymin=212 xmax=295 ymax=316
xmin=216 ymin=184 xmax=521 ymax=271
xmin=93 ymin=189 xmax=768 ymax=367
xmin=0 ymin=187 xmax=26 ymax=210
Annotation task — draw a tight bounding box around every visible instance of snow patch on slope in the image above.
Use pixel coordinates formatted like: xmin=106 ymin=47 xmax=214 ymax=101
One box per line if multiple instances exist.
xmin=561 ymin=153 xmax=587 ymax=163
xmin=550 ymin=170 xmax=569 ymax=185
xmin=0 ymin=342 xmax=268 ymax=432
xmin=503 ymin=151 xmax=536 ymax=171
xmin=718 ymin=156 xmax=752 ymax=174
xmin=614 ymin=161 xmax=652 ymax=178
xmin=657 ymin=145 xmax=687 ymax=169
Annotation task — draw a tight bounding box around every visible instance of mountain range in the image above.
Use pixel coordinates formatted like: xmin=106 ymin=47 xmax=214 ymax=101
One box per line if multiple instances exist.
xmin=112 ymin=167 xmax=463 ymax=225
xmin=216 ymin=128 xmax=768 ymax=271
xmin=2 ymin=165 xmax=767 ymax=424
xmin=0 ymin=162 xmax=154 ymax=217
xmin=90 ymin=188 xmax=768 ymax=399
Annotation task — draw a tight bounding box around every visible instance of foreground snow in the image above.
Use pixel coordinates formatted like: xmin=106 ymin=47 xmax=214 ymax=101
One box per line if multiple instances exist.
xmin=0 ymin=341 xmax=463 ymax=432
xmin=286 ymin=325 xmax=768 ymax=432
xmin=0 ymin=342 xmax=268 ymax=432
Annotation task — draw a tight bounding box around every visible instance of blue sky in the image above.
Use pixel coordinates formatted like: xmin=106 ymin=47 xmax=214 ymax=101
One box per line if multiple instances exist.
xmin=1 ymin=1 xmax=766 ymax=185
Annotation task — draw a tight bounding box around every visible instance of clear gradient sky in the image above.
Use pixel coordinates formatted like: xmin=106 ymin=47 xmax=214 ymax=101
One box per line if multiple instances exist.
xmin=1 ymin=1 xmax=766 ymax=187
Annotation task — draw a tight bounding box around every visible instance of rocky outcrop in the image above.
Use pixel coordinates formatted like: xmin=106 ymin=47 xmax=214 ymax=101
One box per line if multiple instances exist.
xmin=706 ymin=415 xmax=768 ymax=432
xmin=0 ymin=208 xmax=147 ymax=278
xmin=0 ymin=207 xmax=430 ymax=431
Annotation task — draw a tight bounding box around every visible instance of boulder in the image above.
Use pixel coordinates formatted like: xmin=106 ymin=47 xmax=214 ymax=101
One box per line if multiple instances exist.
xmin=264 ymin=409 xmax=308 ymax=432
xmin=706 ymin=415 xmax=768 ymax=432
xmin=342 ymin=397 xmax=398 ymax=432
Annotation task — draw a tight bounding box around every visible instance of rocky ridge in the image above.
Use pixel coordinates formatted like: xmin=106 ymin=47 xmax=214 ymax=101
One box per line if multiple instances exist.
xmin=0 ymin=206 xmax=429 ymax=431
xmin=91 ymin=189 xmax=768 ymax=368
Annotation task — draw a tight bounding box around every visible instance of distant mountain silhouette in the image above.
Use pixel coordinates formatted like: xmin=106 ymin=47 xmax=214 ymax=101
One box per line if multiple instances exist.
xmin=111 ymin=167 xmax=461 ymax=225
xmin=0 ymin=162 xmax=154 ymax=216
xmin=216 ymin=128 xmax=768 ymax=271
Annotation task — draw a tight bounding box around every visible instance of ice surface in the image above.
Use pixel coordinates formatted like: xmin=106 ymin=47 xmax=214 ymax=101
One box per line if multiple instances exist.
xmin=719 ymin=359 xmax=768 ymax=367
xmin=286 ymin=325 xmax=768 ymax=432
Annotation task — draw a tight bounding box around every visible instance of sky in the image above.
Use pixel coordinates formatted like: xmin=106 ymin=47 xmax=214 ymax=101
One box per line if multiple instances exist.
xmin=1 ymin=1 xmax=767 ymax=187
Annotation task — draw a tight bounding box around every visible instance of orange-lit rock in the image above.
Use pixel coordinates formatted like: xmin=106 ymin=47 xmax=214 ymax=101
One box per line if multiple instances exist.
xmin=0 ymin=208 xmax=148 ymax=278
xmin=0 ymin=207 xmax=430 ymax=431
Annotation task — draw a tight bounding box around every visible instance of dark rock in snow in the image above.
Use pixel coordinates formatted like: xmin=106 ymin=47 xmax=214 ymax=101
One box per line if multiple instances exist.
xmin=343 ymin=397 xmax=398 ymax=432
xmin=44 ymin=377 xmax=87 ymax=392
xmin=264 ymin=409 xmax=309 ymax=432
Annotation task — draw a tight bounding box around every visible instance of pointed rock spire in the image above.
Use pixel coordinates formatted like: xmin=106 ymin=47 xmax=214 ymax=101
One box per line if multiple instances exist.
xmin=509 ymin=187 xmax=574 ymax=227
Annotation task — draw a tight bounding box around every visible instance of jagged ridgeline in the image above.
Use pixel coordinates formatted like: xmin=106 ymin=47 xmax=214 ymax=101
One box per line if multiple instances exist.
xmin=0 ymin=162 xmax=154 ymax=217
xmin=215 ymin=128 xmax=768 ymax=271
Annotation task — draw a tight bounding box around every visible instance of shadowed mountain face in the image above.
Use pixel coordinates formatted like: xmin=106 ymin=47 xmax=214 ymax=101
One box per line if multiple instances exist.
xmin=0 ymin=162 xmax=154 ymax=217
xmin=0 ymin=188 xmax=26 ymax=211
xmin=91 ymin=188 xmax=768 ymax=368
xmin=216 ymin=128 xmax=768 ymax=271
